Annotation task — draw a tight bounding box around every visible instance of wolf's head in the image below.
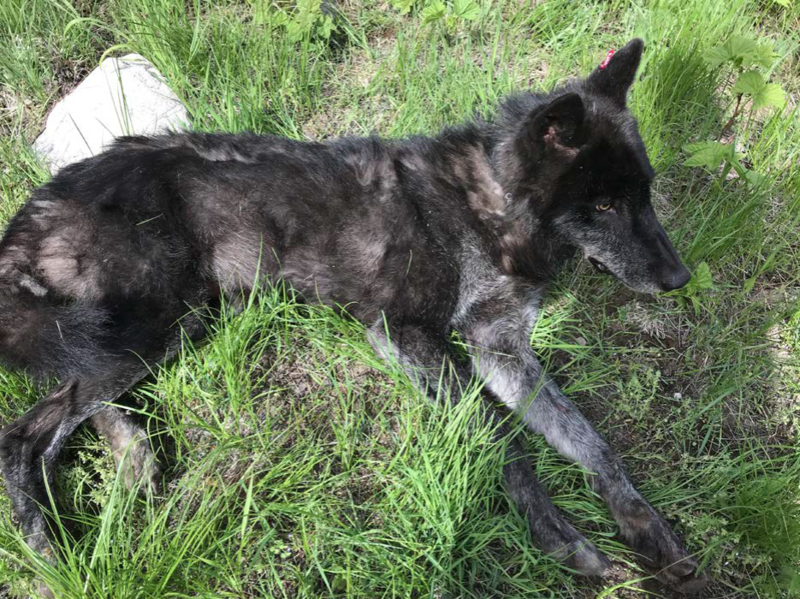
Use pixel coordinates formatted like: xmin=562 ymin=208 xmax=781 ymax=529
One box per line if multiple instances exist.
xmin=498 ymin=39 xmax=689 ymax=294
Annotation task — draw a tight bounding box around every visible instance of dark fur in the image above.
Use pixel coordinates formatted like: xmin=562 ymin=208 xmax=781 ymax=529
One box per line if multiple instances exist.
xmin=0 ymin=39 xmax=707 ymax=595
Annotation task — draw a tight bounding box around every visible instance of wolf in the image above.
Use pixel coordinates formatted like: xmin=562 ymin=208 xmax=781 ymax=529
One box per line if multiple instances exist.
xmin=0 ymin=39 xmax=709 ymax=594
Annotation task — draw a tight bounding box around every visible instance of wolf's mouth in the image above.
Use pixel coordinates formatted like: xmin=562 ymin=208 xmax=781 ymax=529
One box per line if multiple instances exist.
xmin=588 ymin=257 xmax=611 ymax=274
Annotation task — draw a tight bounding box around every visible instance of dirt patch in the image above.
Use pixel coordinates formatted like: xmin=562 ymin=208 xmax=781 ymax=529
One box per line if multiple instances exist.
xmin=255 ymin=336 xmax=397 ymax=447
xmin=302 ymin=34 xmax=397 ymax=139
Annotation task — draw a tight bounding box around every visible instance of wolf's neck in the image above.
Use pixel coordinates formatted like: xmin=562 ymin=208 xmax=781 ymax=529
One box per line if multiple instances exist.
xmin=446 ymin=133 xmax=574 ymax=283
xmin=494 ymin=194 xmax=576 ymax=283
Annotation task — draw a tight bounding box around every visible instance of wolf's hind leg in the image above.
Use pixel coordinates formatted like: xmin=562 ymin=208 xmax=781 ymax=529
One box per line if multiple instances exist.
xmin=368 ymin=321 xmax=610 ymax=577
xmin=90 ymin=407 xmax=160 ymax=493
xmin=87 ymin=312 xmax=206 ymax=495
xmin=0 ymin=381 xmax=84 ymax=562
xmin=0 ymin=360 xmax=150 ymax=569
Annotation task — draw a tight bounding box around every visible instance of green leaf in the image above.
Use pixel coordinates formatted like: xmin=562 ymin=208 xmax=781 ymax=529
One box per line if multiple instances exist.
xmin=754 ymin=83 xmax=785 ymax=109
xmin=690 ymin=295 xmax=701 ymax=317
xmin=732 ymin=70 xmax=766 ymax=95
xmin=453 ymin=0 xmax=480 ymax=20
xmin=741 ymin=168 xmax=766 ymax=186
xmin=735 ymin=73 xmax=783 ymax=108
xmin=668 ymin=261 xmax=714 ymax=310
xmin=692 ymin=262 xmax=714 ymax=291
xmin=729 ymin=161 xmax=765 ymax=187
xmin=703 ymin=36 xmax=777 ymax=70
xmin=732 ymin=71 xmax=784 ymax=110
xmin=703 ymin=35 xmax=758 ymax=68
xmin=744 ymin=42 xmax=778 ymax=69
xmin=316 ymin=15 xmax=335 ymax=40
xmin=390 ymin=0 xmax=415 ymax=14
xmin=743 ymin=276 xmax=756 ymax=293
xmin=684 ymin=141 xmax=736 ymax=171
xmin=285 ymin=19 xmax=304 ymax=41
xmin=702 ymin=46 xmax=731 ymax=69
xmin=421 ymin=0 xmax=446 ymax=24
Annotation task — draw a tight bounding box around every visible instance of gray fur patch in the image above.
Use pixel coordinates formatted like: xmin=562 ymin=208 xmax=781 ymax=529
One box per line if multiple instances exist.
xmin=465 ymin=148 xmax=507 ymax=220
xmin=17 ymin=274 xmax=48 ymax=296
xmin=281 ymin=247 xmax=336 ymax=302
xmin=191 ymin=145 xmax=256 ymax=163
xmin=210 ymin=232 xmax=271 ymax=293
xmin=38 ymin=232 xmax=103 ymax=301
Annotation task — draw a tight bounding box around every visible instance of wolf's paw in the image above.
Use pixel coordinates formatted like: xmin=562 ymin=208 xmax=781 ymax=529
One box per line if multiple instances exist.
xmin=653 ymin=554 xmax=711 ymax=594
xmin=544 ymin=535 xmax=611 ymax=577
xmin=622 ymin=508 xmax=710 ymax=593
xmin=113 ymin=429 xmax=161 ymax=494
xmin=562 ymin=539 xmax=613 ymax=577
xmin=530 ymin=511 xmax=612 ymax=577
xmin=27 ymin=535 xmax=57 ymax=598
xmin=33 ymin=579 xmax=55 ymax=599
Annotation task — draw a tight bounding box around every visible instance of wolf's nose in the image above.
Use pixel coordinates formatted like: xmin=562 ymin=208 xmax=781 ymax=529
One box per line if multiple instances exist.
xmin=660 ymin=265 xmax=691 ymax=291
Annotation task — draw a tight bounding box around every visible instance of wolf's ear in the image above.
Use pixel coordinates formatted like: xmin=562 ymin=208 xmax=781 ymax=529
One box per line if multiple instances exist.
xmin=523 ymin=92 xmax=586 ymax=158
xmin=585 ymin=38 xmax=644 ymax=106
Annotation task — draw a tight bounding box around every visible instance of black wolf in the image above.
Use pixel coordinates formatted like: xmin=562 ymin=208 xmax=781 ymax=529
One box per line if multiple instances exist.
xmin=0 ymin=39 xmax=707 ymax=594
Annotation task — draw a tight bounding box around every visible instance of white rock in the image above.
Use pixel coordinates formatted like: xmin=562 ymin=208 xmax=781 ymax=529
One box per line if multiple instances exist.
xmin=33 ymin=53 xmax=188 ymax=173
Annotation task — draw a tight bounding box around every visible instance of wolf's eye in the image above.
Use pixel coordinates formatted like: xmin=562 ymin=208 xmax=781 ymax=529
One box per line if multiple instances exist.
xmin=596 ymin=203 xmax=612 ymax=212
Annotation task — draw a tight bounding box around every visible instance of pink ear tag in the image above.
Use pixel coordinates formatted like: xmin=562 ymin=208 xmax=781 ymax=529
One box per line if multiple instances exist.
xmin=599 ymin=49 xmax=615 ymax=70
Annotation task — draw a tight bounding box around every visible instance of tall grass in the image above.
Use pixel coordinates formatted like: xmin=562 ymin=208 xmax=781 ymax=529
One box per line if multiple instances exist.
xmin=0 ymin=0 xmax=798 ymax=597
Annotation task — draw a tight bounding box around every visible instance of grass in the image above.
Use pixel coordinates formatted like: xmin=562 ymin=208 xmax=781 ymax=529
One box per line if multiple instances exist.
xmin=0 ymin=0 xmax=799 ymax=597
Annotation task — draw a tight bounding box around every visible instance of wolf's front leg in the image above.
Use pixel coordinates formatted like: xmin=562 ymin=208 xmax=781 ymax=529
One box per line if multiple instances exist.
xmin=458 ymin=286 xmax=709 ymax=592
xmin=368 ymin=320 xmax=610 ymax=577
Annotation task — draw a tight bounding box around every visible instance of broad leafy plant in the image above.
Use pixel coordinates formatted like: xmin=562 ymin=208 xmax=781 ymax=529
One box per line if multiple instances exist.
xmin=391 ymin=0 xmax=482 ymax=31
xmin=252 ymin=0 xmax=336 ymax=43
xmin=684 ymin=35 xmax=785 ymax=186
xmin=665 ymin=261 xmax=714 ymax=315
